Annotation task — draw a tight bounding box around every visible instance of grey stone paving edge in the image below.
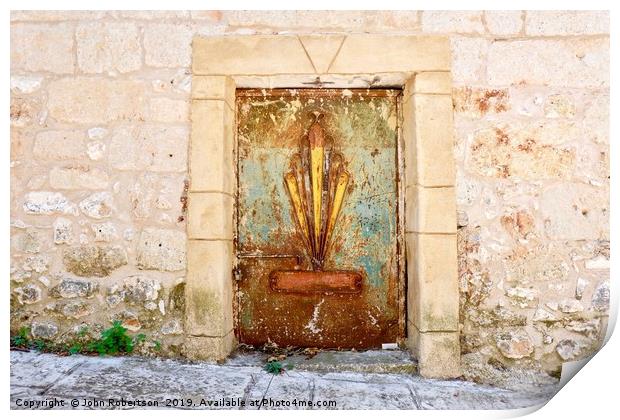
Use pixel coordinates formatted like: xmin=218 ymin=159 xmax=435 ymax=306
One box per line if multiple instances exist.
xmin=10 ymin=351 xmax=560 ymax=410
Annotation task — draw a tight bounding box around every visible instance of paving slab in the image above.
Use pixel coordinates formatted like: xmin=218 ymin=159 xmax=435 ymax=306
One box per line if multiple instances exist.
xmin=44 ymin=356 xmax=258 ymax=408
xmin=10 ymin=351 xmax=560 ymax=410
xmin=408 ymin=377 xmax=556 ymax=410
xmin=10 ymin=350 xmax=86 ymax=395
xmin=245 ymin=370 xmax=314 ymax=410
xmin=313 ymin=375 xmax=416 ymax=409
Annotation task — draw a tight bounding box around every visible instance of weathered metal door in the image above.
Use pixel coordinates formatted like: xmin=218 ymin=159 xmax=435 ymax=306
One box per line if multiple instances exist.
xmin=235 ymin=89 xmax=403 ymax=349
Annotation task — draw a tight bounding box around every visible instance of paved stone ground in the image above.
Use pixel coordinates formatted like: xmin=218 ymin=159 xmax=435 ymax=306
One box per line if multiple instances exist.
xmin=10 ymin=350 xmax=559 ymax=410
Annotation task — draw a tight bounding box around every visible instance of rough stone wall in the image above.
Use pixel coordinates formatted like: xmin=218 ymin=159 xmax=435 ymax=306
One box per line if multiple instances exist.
xmin=10 ymin=11 xmax=609 ymax=370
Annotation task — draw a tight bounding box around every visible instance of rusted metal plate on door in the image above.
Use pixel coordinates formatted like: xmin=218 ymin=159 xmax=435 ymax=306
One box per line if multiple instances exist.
xmin=235 ymin=88 xmax=403 ymax=349
xmin=269 ymin=270 xmax=363 ymax=294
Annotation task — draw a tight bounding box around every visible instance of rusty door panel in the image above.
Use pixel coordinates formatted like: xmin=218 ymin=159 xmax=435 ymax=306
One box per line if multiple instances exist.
xmin=235 ymin=89 xmax=403 ymax=349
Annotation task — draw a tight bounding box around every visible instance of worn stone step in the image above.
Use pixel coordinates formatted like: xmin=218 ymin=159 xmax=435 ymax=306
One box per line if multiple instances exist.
xmin=225 ymin=349 xmax=417 ymax=374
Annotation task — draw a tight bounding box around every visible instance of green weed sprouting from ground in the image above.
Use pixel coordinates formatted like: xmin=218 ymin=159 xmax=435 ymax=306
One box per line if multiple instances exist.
xmin=10 ymin=327 xmax=30 ymax=347
xmin=67 ymin=326 xmax=90 ymax=354
xmin=264 ymin=360 xmax=294 ymax=374
xmin=68 ymin=343 xmax=82 ymax=355
xmin=77 ymin=325 xmax=89 ymax=337
xmin=264 ymin=360 xmax=284 ymax=374
xmin=32 ymin=339 xmax=47 ymax=351
xmin=10 ymin=321 xmax=162 ymax=357
xmin=86 ymin=321 xmax=137 ymax=355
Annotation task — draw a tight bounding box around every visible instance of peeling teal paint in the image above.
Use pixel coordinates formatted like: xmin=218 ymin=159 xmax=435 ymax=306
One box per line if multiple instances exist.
xmin=238 ymin=148 xmax=295 ymax=247
xmin=236 ymin=89 xmax=402 ymax=347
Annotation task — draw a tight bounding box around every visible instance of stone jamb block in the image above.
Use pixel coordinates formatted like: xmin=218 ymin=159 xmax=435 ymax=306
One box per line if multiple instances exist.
xmin=406 ymin=233 xmax=459 ymax=331
xmin=412 ymin=71 xmax=453 ymax=95
xmin=406 ymin=185 xmax=457 ymax=234
xmin=402 ymin=81 xmax=418 ymax=191
xmin=184 ymin=332 xmax=236 ymax=362
xmin=187 ymin=192 xmax=233 ymax=240
xmin=408 ymin=325 xmax=461 ymax=379
xmin=410 ymin=93 xmax=456 ymax=187
xmin=189 ymin=100 xmax=235 ymax=194
xmin=185 ymin=240 xmax=233 ymax=337
xmin=191 ymin=75 xmax=236 ymax=109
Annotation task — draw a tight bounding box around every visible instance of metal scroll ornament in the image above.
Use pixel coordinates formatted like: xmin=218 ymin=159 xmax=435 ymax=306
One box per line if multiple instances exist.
xmin=270 ymin=113 xmax=362 ymax=294
xmin=284 ymin=114 xmax=350 ymax=271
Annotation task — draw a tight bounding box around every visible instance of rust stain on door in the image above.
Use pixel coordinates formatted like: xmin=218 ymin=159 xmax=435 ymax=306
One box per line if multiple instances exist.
xmin=235 ymin=88 xmax=404 ymax=349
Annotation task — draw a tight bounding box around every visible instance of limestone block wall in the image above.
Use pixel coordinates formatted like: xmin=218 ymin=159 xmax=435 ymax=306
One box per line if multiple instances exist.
xmin=10 ymin=11 xmax=609 ymax=373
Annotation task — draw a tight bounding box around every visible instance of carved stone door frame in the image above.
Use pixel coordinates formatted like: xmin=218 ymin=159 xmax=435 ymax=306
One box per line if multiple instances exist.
xmin=187 ymin=34 xmax=459 ymax=378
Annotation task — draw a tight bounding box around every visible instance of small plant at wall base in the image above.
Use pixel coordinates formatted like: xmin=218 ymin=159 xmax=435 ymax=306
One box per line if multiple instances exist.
xmin=10 ymin=327 xmax=31 ymax=348
xmin=10 ymin=321 xmax=161 ymax=356
xmin=86 ymin=321 xmax=137 ymax=355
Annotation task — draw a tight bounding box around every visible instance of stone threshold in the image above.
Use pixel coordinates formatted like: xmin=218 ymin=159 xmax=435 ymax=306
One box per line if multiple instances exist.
xmin=224 ymin=349 xmax=418 ymax=374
